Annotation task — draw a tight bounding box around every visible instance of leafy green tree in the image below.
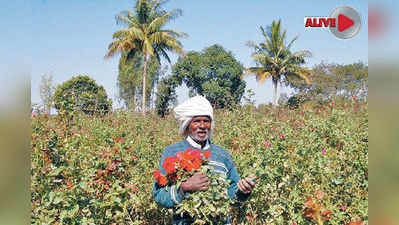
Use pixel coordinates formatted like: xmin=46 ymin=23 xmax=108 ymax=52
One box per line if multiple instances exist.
xmin=244 ymin=19 xmax=312 ymax=105
xmin=117 ymin=52 xmax=161 ymax=110
xmin=334 ymin=62 xmax=368 ymax=99
xmin=170 ymin=44 xmax=246 ymax=109
xmin=39 ymin=73 xmax=55 ymax=114
xmin=117 ymin=52 xmax=140 ymax=110
xmin=288 ymin=62 xmax=368 ymax=101
xmin=155 ymin=76 xmax=179 ymax=117
xmin=53 ymin=75 xmax=112 ymax=115
xmin=105 ymin=0 xmax=186 ymax=114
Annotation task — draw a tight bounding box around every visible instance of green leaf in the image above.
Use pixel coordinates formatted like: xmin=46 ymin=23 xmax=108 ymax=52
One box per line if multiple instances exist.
xmin=48 ymin=191 xmax=55 ymax=203
xmin=69 ymin=204 xmax=79 ymax=217
xmin=106 ymin=209 xmax=112 ymax=218
xmin=49 ymin=167 xmax=63 ymax=176
xmin=79 ymin=181 xmax=88 ymax=189
xmin=53 ymin=195 xmax=63 ymax=204
xmin=209 ymin=204 xmax=216 ymax=212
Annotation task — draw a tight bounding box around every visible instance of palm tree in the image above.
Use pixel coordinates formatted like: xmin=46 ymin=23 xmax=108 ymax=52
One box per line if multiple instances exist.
xmin=105 ymin=0 xmax=187 ymax=114
xmin=244 ymin=19 xmax=312 ymax=106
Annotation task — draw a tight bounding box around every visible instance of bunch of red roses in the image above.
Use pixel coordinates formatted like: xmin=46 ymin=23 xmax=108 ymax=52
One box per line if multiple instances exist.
xmin=154 ymin=148 xmax=233 ymax=224
xmin=153 ymin=148 xmax=211 ymax=186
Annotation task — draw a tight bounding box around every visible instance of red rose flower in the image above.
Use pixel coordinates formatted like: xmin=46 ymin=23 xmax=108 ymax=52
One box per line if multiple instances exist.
xmin=153 ymin=169 xmax=168 ymax=186
xmin=183 ymin=151 xmax=194 ymax=161
xmin=176 ymin=152 xmax=184 ymax=160
xmin=192 ymin=158 xmax=201 ymax=170
xmin=153 ymin=169 xmax=161 ymax=180
xmin=190 ymin=149 xmax=202 ymax=159
xmin=181 ymin=160 xmax=194 ymax=172
xmin=162 ymin=156 xmax=177 ymax=174
xmin=158 ymin=175 xmax=168 ymax=186
xmin=203 ymin=151 xmax=211 ymax=158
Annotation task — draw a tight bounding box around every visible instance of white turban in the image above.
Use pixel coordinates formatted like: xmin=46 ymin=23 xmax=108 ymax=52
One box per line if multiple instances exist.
xmin=173 ymin=95 xmax=214 ymax=137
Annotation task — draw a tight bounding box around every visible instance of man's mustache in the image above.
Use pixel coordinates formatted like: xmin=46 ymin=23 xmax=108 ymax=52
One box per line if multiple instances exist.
xmin=196 ymin=129 xmax=208 ymax=133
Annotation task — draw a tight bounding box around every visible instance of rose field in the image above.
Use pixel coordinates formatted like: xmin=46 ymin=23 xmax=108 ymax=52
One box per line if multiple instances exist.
xmin=31 ymin=100 xmax=368 ymax=225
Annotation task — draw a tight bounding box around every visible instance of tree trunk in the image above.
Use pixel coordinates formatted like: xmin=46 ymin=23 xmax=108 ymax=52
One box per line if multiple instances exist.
xmin=273 ymin=78 xmax=278 ymax=106
xmin=133 ymin=94 xmax=136 ymax=112
xmin=142 ymin=54 xmax=148 ymax=114
xmin=151 ymin=82 xmax=155 ymax=113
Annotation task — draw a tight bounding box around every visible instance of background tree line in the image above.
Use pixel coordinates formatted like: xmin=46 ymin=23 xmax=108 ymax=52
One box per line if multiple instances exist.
xmin=34 ymin=0 xmax=367 ymax=117
xmin=287 ymin=62 xmax=368 ymax=101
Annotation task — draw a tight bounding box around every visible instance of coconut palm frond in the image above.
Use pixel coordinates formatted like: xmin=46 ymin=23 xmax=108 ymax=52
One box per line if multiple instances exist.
xmin=286 ymin=35 xmax=299 ymax=50
xmin=255 ymin=71 xmax=272 ymax=84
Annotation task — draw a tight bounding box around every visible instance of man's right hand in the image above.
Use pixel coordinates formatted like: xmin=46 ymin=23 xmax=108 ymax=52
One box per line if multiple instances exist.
xmin=180 ymin=171 xmax=209 ymax=192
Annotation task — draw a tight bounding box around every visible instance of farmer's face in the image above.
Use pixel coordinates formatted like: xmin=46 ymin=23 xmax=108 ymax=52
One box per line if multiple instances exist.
xmin=188 ymin=116 xmax=211 ymax=142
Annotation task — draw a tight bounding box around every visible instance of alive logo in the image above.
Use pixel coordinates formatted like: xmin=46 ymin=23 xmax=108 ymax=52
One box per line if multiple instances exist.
xmin=304 ymin=6 xmax=361 ymax=39
xmin=304 ymin=16 xmax=353 ymax=32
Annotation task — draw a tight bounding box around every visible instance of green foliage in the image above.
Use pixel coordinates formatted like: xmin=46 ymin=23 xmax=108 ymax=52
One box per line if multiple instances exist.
xmin=53 ymin=75 xmax=112 ymax=115
xmin=175 ymin=165 xmax=232 ymax=225
xmin=39 ymin=73 xmax=55 ymax=114
xmin=155 ymin=77 xmax=179 ymax=117
xmin=171 ymin=44 xmax=246 ymax=109
xmin=245 ymin=19 xmax=312 ymax=105
xmin=287 ymin=62 xmax=368 ymax=101
xmin=242 ymin=89 xmax=256 ymax=106
xmin=286 ymin=93 xmax=309 ymax=109
xmin=31 ymin=100 xmax=367 ymax=224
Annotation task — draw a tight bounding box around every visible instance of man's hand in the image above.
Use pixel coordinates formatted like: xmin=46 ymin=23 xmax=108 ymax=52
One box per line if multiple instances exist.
xmin=181 ymin=171 xmax=209 ymax=192
xmin=238 ymin=175 xmax=256 ymax=194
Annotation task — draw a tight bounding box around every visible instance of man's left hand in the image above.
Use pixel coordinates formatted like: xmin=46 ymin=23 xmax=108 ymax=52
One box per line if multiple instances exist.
xmin=238 ymin=176 xmax=256 ymax=194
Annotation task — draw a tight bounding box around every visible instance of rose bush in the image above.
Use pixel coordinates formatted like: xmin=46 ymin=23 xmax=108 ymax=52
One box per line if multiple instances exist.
xmin=31 ymin=99 xmax=367 ymax=224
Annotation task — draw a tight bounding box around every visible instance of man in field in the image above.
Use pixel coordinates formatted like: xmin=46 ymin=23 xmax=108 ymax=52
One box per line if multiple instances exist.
xmin=153 ymin=95 xmax=256 ymax=225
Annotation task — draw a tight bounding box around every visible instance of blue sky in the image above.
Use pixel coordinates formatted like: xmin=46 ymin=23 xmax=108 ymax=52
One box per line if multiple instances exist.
xmin=20 ymin=0 xmax=368 ymax=108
